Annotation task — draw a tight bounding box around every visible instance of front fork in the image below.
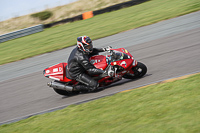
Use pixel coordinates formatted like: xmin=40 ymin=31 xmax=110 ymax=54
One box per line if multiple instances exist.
xmin=127 ymin=60 xmax=138 ymax=75
xmin=132 ymin=60 xmax=138 ymax=67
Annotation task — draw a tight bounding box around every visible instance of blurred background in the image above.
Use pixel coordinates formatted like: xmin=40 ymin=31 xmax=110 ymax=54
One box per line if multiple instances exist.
xmin=0 ymin=0 xmax=77 ymax=22
xmin=0 ymin=0 xmax=131 ymax=35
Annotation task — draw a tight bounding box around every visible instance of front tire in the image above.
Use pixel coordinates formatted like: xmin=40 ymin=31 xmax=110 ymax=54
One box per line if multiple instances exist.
xmin=123 ymin=62 xmax=147 ymax=79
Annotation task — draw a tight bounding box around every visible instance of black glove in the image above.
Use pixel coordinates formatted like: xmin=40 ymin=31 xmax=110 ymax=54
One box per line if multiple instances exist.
xmin=103 ymin=46 xmax=112 ymax=51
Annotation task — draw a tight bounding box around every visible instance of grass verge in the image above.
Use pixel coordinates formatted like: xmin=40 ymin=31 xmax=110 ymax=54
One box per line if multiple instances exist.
xmin=1 ymin=73 xmax=200 ymax=132
xmin=0 ymin=0 xmax=200 ymax=65
xmin=0 ymin=0 xmax=131 ymax=35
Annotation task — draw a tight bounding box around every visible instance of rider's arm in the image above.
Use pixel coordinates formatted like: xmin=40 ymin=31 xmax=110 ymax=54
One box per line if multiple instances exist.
xmin=92 ymin=48 xmax=105 ymax=55
xmin=92 ymin=46 xmax=112 ymax=55
xmin=78 ymin=54 xmax=104 ymax=75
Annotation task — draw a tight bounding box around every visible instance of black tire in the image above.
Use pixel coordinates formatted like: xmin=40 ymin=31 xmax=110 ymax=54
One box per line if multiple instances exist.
xmin=53 ymin=88 xmax=80 ymax=96
xmin=123 ymin=62 xmax=147 ymax=79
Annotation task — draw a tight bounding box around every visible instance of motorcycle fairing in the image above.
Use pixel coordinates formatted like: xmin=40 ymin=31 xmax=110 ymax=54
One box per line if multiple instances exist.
xmin=43 ymin=62 xmax=72 ymax=82
xmin=110 ymin=59 xmax=132 ymax=69
xmin=89 ymin=55 xmax=108 ymax=70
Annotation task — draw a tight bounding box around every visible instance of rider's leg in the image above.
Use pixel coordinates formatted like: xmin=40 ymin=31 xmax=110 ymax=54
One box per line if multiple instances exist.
xmin=73 ymin=73 xmax=99 ymax=91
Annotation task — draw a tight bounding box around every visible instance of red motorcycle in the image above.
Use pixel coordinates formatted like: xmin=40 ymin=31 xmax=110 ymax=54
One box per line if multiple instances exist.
xmin=43 ymin=48 xmax=147 ymax=96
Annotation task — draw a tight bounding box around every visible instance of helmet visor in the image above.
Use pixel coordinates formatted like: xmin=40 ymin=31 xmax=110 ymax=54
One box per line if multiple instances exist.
xmin=84 ymin=44 xmax=93 ymax=53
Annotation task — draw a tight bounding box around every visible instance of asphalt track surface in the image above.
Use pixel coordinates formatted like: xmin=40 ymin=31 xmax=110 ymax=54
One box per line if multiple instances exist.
xmin=0 ymin=11 xmax=200 ymax=124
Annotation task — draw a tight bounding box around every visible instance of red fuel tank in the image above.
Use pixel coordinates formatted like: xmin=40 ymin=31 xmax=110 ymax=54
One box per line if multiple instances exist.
xmin=89 ymin=55 xmax=108 ymax=70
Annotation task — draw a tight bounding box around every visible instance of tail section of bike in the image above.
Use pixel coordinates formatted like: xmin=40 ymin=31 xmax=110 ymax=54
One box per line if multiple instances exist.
xmin=43 ymin=62 xmax=72 ymax=82
xmin=43 ymin=63 xmax=80 ymax=96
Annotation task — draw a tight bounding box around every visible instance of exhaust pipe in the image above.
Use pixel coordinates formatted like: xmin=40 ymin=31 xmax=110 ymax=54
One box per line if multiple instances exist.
xmin=47 ymin=81 xmax=73 ymax=92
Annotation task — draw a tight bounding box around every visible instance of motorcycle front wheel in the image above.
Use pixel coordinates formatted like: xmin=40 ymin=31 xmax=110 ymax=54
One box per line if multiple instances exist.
xmin=123 ymin=62 xmax=147 ymax=79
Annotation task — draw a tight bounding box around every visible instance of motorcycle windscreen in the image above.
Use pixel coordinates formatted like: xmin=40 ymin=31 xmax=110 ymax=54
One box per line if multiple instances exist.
xmin=111 ymin=51 xmax=131 ymax=61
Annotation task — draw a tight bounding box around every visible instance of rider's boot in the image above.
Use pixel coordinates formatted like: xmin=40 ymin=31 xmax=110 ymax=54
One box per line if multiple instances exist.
xmin=73 ymin=73 xmax=99 ymax=92
xmin=73 ymin=85 xmax=89 ymax=91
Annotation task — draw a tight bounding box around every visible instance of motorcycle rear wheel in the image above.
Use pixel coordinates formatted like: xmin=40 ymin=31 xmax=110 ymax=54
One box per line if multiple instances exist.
xmin=53 ymin=88 xmax=80 ymax=96
xmin=123 ymin=62 xmax=147 ymax=79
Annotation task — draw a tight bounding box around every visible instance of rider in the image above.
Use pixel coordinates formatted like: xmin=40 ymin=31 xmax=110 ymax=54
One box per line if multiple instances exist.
xmin=67 ymin=36 xmax=111 ymax=91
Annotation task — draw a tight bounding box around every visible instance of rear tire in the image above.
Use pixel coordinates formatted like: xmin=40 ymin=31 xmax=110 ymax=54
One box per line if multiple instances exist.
xmin=123 ymin=62 xmax=147 ymax=79
xmin=53 ymin=88 xmax=80 ymax=96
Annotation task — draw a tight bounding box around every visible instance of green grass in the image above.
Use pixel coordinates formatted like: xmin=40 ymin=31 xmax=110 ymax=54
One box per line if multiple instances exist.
xmin=1 ymin=0 xmax=200 ymax=65
xmin=1 ymin=73 xmax=200 ymax=133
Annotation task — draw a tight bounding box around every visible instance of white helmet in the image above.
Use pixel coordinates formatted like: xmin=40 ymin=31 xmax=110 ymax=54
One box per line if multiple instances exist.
xmin=77 ymin=36 xmax=93 ymax=53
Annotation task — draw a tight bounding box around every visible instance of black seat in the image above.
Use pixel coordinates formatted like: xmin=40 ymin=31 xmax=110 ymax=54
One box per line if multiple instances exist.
xmin=65 ymin=65 xmax=72 ymax=79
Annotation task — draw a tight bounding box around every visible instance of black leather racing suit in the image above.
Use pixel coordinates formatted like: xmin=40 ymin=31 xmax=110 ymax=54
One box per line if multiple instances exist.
xmin=67 ymin=47 xmax=105 ymax=91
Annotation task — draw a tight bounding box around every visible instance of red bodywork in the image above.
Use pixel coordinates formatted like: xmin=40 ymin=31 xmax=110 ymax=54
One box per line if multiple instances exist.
xmin=43 ymin=48 xmax=137 ymax=86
